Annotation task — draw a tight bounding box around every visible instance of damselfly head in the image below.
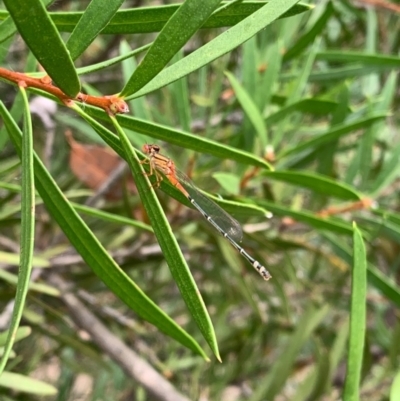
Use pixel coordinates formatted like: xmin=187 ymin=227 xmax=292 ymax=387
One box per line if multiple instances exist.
xmin=142 ymin=144 xmax=160 ymax=155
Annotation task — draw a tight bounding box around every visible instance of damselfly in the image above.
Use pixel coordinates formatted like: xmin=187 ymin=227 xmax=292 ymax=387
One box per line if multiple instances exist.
xmin=142 ymin=144 xmax=271 ymax=281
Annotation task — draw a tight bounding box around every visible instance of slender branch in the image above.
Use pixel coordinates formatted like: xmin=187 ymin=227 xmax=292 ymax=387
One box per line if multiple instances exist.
xmin=0 ymin=67 xmax=129 ymax=114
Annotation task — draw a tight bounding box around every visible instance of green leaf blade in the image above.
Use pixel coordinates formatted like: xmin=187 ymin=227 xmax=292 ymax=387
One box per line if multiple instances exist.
xmin=85 ymin=106 xmax=273 ymax=169
xmin=113 ymin=117 xmax=220 ymax=360
xmin=66 ymin=0 xmax=125 ymax=60
xmin=343 ymin=223 xmax=367 ymax=401
xmin=128 ymin=0 xmax=307 ymax=99
xmin=46 ymin=2 xmax=311 ymax=34
xmin=121 ymin=0 xmax=223 ymax=97
xmin=4 ymin=0 xmax=80 ymax=97
xmin=225 ymin=70 xmax=268 ymax=149
xmin=278 ymin=114 xmax=387 ymax=159
xmin=263 ymin=171 xmax=362 ymax=201
xmin=0 ymin=371 xmax=57 ymax=395
xmin=0 ymin=87 xmax=35 ymax=376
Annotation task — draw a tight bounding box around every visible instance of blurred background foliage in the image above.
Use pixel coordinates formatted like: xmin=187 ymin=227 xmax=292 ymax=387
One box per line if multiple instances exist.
xmin=0 ymin=0 xmax=400 ymax=400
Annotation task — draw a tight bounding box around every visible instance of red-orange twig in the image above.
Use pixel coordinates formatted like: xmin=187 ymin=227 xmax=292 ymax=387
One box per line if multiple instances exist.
xmin=355 ymin=0 xmax=400 ymax=13
xmin=0 ymin=67 xmax=129 ymax=115
xmin=240 ymin=166 xmax=261 ymax=191
xmin=316 ymin=198 xmax=374 ymax=218
xmin=279 ymin=198 xmax=375 ymax=229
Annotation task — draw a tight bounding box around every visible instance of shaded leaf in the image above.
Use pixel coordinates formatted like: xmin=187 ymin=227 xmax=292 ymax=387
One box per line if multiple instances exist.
xmin=121 ymin=0 xmax=222 ymax=96
xmin=66 ymin=0 xmax=125 ymax=60
xmin=343 ymin=223 xmax=367 ymax=401
xmin=263 ymin=170 xmax=362 ymax=201
xmin=47 ymin=2 xmax=312 ymax=34
xmin=0 ymin=371 xmax=57 ymax=395
xmin=3 ymin=0 xmax=80 ymax=97
xmin=0 ymin=87 xmax=35 ymax=375
xmin=112 ymin=116 xmax=220 ymax=360
xmin=129 ymin=0 xmax=308 ymax=99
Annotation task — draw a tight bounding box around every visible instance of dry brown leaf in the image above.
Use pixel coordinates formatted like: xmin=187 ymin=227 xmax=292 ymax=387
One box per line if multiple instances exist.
xmin=65 ymin=130 xmax=136 ymax=200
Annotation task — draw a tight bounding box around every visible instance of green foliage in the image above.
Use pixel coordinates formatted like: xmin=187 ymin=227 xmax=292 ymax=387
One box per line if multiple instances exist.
xmin=0 ymin=0 xmax=399 ymax=400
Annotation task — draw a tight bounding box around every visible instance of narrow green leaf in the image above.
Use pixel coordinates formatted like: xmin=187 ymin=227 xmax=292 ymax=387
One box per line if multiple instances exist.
xmin=251 ymin=305 xmax=330 ymax=401
xmin=287 ymin=36 xmax=321 ymax=105
xmin=0 ymin=266 xmax=59 ymax=296
xmin=263 ymin=170 xmax=362 ymax=201
xmin=0 ymin=92 xmax=23 ymax=151
xmin=362 ymin=7 xmax=379 ymax=98
xmin=316 ymin=84 xmax=349 ymax=177
xmin=128 ymin=0 xmax=306 ymax=99
xmin=214 ymin=197 xmax=269 ymax=220
xmin=72 ymin=203 xmax=153 ymax=233
xmin=327 ymin=319 xmax=349 ymax=394
xmin=212 ymin=172 xmax=240 ymax=196
xmin=0 ymin=87 xmax=35 ymax=376
xmin=283 ymin=1 xmax=332 ymax=61
xmin=66 ymin=0 xmax=125 ymax=60
xmin=291 ymin=366 xmax=317 ymax=401
xmin=225 ymin=70 xmax=268 ymax=149
xmin=281 ymin=65 xmax=397 ymax=83
xmin=0 ymin=37 xmax=13 ymax=70
xmin=121 ymin=0 xmax=222 ymax=96
xmin=265 ymin=98 xmax=348 ymax=125
xmin=390 ymin=371 xmax=400 ymax=401
xmin=0 ymin=100 xmax=207 ymax=358
xmin=242 ymin=37 xmax=257 ymax=109
xmin=357 ymin=105 xmax=378 ymax=189
xmin=261 ymin=200 xmax=354 ymax=236
xmin=0 ymin=251 xmax=49 ymax=268
xmin=355 ymin=72 xmax=397 ymax=190
xmin=0 ymin=326 xmax=31 ymax=346
xmin=359 ymin=214 xmax=400 ymax=244
xmin=85 ymin=105 xmax=273 ymax=169
xmin=0 ymin=0 xmax=54 ymax=43
xmin=272 ymin=36 xmax=321 ymax=147
xmin=120 ymin=41 xmax=153 ymax=122
xmin=46 ymin=2 xmax=311 ymax=34
xmin=323 ymin=233 xmax=400 ymax=308
xmin=0 ymin=15 xmax=16 ymax=43
xmin=3 ymin=0 xmax=80 ymax=97
xmin=307 ymin=343 xmax=331 ymax=400
xmin=111 ymin=116 xmax=220 ymax=360
xmin=316 ymin=50 xmax=400 ymax=68
xmin=367 ymin=265 xmax=400 ymax=309
xmin=369 ymin=136 xmax=400 ymax=195
xmin=77 ymin=43 xmax=152 ymax=75
xmin=69 ymin=106 xmax=124 ymax=156
xmin=241 ymin=36 xmax=258 ymax=149
xmin=257 ymin=41 xmax=282 ymax=109
xmin=0 ymin=371 xmax=57 ymax=395
xmin=373 ymin=209 xmax=400 ymax=226
xmin=278 ymin=114 xmax=387 ymax=159
xmin=0 ymin=158 xmax=20 ymax=175
xmin=170 ymin=50 xmax=192 ymax=132
xmin=343 ymin=223 xmax=367 ymax=401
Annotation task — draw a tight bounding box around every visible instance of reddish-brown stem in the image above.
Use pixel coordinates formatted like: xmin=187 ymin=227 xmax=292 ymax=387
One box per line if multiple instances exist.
xmin=316 ymin=198 xmax=374 ymax=218
xmin=240 ymin=166 xmax=261 ymax=191
xmin=0 ymin=67 xmax=129 ymax=115
xmin=357 ymin=0 xmax=400 ymax=13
